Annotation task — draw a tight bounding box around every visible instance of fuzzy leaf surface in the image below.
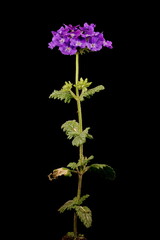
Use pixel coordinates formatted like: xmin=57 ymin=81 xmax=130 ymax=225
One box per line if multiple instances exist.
xmin=89 ymin=164 xmax=116 ymax=180
xmin=58 ymin=197 xmax=78 ymax=213
xmin=80 ymin=85 xmax=105 ymax=101
xmin=67 ymin=162 xmax=78 ymax=170
xmin=77 ymin=155 xmax=94 ymax=167
xmin=74 ymin=78 xmax=92 ymax=90
xmin=62 ymin=121 xmax=93 ymax=147
xmin=61 ymin=120 xmax=80 ymax=140
xmin=72 ymin=127 xmax=93 ymax=147
xmin=49 ymin=90 xmax=73 ymax=103
xmin=75 ymin=206 xmax=92 ymax=228
xmin=62 ymin=81 xmax=73 ymax=91
xmin=58 ymin=195 xmax=90 ymax=214
xmin=77 ymin=194 xmax=90 ymax=205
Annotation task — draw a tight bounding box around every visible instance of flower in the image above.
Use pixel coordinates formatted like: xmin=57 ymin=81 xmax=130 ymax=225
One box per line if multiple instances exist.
xmin=103 ymin=40 xmax=113 ymax=49
xmin=59 ymin=45 xmax=77 ymax=55
xmin=48 ymin=23 xmax=113 ymax=55
xmin=86 ymin=33 xmax=104 ymax=51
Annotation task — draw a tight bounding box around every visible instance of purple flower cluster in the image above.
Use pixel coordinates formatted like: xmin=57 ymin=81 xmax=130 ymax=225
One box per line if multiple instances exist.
xmin=48 ymin=23 xmax=113 ymax=55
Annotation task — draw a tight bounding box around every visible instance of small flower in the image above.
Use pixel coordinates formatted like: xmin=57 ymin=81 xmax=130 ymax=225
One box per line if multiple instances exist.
xmin=59 ymin=45 xmax=77 ymax=55
xmin=80 ymin=23 xmax=96 ymax=37
xmin=86 ymin=33 xmax=104 ymax=51
xmin=48 ymin=41 xmax=56 ymax=49
xmin=70 ymin=38 xmax=86 ymax=48
xmin=103 ymin=40 xmax=113 ymax=49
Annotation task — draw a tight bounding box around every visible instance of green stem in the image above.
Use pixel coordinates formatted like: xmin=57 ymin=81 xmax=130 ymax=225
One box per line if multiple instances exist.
xmin=75 ymin=52 xmax=83 ymax=161
xmin=73 ymin=52 xmax=84 ymax=239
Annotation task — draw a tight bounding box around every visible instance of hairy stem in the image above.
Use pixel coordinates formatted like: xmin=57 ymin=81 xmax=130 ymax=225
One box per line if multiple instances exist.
xmin=73 ymin=52 xmax=84 ymax=238
xmin=75 ymin=52 xmax=83 ymax=161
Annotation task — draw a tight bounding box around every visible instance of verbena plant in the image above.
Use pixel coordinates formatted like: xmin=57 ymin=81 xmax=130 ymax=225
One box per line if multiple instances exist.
xmin=48 ymin=23 xmax=115 ymax=239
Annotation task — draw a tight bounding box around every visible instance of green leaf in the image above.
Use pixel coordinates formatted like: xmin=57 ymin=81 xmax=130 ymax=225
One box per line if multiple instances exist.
xmin=72 ymin=127 xmax=93 ymax=147
xmin=67 ymin=162 xmax=78 ymax=170
xmin=86 ymin=155 xmax=94 ymax=161
xmin=89 ymin=164 xmax=107 ymax=169
xmin=66 ymin=232 xmax=74 ymax=237
xmin=62 ymin=81 xmax=73 ymax=91
xmin=61 ymin=120 xmax=80 ymax=140
xmin=74 ymin=78 xmax=92 ymax=90
xmin=58 ymin=194 xmax=89 ymax=214
xmin=78 ymin=194 xmax=90 ymax=205
xmin=80 ymin=85 xmax=105 ymax=101
xmin=89 ymin=164 xmax=116 ymax=180
xmin=58 ymin=197 xmax=78 ymax=213
xmin=77 ymin=155 xmax=94 ymax=167
xmin=49 ymin=90 xmax=73 ymax=103
xmin=79 ymin=48 xmax=91 ymax=55
xmin=49 ymin=81 xmax=74 ymax=103
xmin=62 ymin=121 xmax=93 ymax=147
xmin=75 ymin=206 xmax=92 ymax=228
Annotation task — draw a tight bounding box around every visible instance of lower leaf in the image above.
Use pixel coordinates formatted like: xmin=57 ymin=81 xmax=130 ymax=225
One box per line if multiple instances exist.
xmin=75 ymin=206 xmax=92 ymax=228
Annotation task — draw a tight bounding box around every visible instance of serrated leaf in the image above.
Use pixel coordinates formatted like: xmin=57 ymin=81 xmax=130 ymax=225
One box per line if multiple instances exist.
xmin=79 ymin=48 xmax=91 ymax=55
xmin=49 ymin=90 xmax=73 ymax=103
xmin=61 ymin=120 xmax=80 ymax=140
xmin=78 ymin=194 xmax=90 ymax=205
xmin=77 ymin=155 xmax=94 ymax=167
xmin=89 ymin=164 xmax=107 ymax=169
xmin=61 ymin=121 xmax=93 ymax=146
xmin=80 ymin=85 xmax=105 ymax=101
xmin=58 ymin=195 xmax=89 ymax=214
xmin=89 ymin=164 xmax=116 ymax=180
xmin=74 ymin=78 xmax=92 ymax=90
xmin=67 ymin=162 xmax=78 ymax=170
xmin=72 ymin=127 xmax=93 ymax=147
xmin=62 ymin=81 xmax=73 ymax=91
xmin=58 ymin=197 xmax=78 ymax=213
xmin=75 ymin=206 xmax=92 ymax=228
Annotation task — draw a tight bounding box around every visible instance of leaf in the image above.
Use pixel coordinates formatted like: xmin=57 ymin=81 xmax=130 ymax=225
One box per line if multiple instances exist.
xmin=77 ymin=155 xmax=94 ymax=167
xmin=89 ymin=164 xmax=116 ymax=180
xmin=74 ymin=78 xmax=92 ymax=90
xmin=66 ymin=232 xmax=74 ymax=237
xmin=62 ymin=81 xmax=73 ymax=91
xmin=58 ymin=197 xmax=78 ymax=213
xmin=48 ymin=167 xmax=72 ymax=181
xmin=78 ymin=194 xmax=90 ymax=205
xmin=61 ymin=120 xmax=80 ymax=140
xmin=72 ymin=127 xmax=93 ymax=147
xmin=86 ymin=155 xmax=94 ymax=161
xmin=79 ymin=48 xmax=91 ymax=55
xmin=80 ymin=85 xmax=105 ymax=101
xmin=49 ymin=81 xmax=74 ymax=103
xmin=67 ymin=162 xmax=78 ymax=170
xmin=58 ymin=194 xmax=89 ymax=214
xmin=89 ymin=164 xmax=107 ymax=169
xmin=62 ymin=121 xmax=93 ymax=147
xmin=75 ymin=206 xmax=92 ymax=228
xmin=49 ymin=90 xmax=73 ymax=103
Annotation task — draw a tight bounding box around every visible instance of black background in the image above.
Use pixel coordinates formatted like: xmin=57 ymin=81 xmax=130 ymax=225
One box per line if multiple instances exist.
xmin=6 ymin=3 xmax=154 ymax=240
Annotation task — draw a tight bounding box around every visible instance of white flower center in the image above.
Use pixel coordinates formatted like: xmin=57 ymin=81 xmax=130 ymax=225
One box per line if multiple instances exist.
xmin=76 ymin=41 xmax=82 ymax=46
xmin=91 ymin=43 xmax=96 ymax=48
xmin=59 ymin=38 xmax=65 ymax=43
xmin=66 ymin=47 xmax=71 ymax=51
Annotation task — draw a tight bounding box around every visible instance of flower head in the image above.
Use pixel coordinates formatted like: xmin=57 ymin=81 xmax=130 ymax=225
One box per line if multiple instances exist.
xmin=48 ymin=23 xmax=113 ymax=55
